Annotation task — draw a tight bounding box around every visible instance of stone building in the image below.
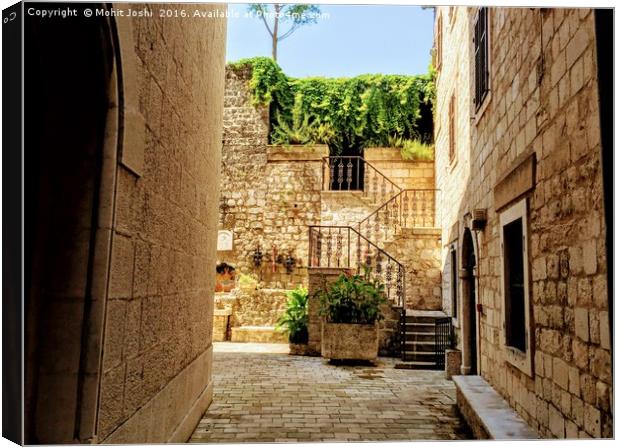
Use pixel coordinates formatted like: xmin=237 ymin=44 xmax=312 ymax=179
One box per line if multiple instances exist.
xmin=24 ymin=2 xmax=226 ymax=443
xmin=434 ymin=6 xmax=612 ymax=438
xmin=216 ymin=65 xmax=444 ymax=355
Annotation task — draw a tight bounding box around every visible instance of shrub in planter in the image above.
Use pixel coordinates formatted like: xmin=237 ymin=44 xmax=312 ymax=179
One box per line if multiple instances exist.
xmin=316 ymin=269 xmax=387 ymax=361
xmin=276 ymin=287 xmax=309 ymax=354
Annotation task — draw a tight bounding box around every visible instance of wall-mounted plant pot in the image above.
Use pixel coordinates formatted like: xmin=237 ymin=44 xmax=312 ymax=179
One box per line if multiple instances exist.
xmin=321 ymin=322 xmax=378 ymax=361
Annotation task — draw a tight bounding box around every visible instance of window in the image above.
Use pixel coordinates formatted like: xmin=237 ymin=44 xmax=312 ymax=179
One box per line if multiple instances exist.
xmin=503 ymin=219 xmax=526 ymax=351
xmin=499 ymin=199 xmax=533 ymax=376
xmin=450 ymin=246 xmax=458 ymax=318
xmin=435 ymin=14 xmax=443 ymax=70
xmin=448 ymin=94 xmax=456 ymax=163
xmin=473 ymin=7 xmax=489 ymax=110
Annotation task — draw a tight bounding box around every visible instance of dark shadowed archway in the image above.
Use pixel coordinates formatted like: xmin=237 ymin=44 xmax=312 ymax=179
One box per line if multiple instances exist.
xmin=24 ymin=5 xmax=116 ymax=442
xmin=460 ymin=227 xmax=477 ymax=375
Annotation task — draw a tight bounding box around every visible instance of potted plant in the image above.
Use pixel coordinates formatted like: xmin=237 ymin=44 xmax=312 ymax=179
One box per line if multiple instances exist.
xmin=316 ymin=269 xmax=387 ymax=361
xmin=276 ymin=287 xmax=309 ymax=355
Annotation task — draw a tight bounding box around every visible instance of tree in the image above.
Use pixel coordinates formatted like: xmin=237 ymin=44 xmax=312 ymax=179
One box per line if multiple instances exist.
xmin=248 ymin=4 xmax=321 ymax=61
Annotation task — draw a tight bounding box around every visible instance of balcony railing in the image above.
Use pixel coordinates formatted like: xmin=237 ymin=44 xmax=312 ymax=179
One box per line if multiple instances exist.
xmin=308 ymin=225 xmax=405 ymax=308
xmin=321 ymin=156 xmax=402 ymax=205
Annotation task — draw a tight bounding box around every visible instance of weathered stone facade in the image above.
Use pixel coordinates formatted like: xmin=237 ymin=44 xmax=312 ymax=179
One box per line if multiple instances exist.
xmin=95 ymin=5 xmax=227 ymax=443
xmin=435 ymin=6 xmax=611 ymax=438
xmin=24 ymin=3 xmax=227 ymax=444
xmin=218 ymin=66 xmax=327 ymax=289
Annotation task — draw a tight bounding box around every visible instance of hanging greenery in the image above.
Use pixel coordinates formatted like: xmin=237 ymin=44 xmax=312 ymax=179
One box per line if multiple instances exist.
xmin=228 ymin=57 xmax=435 ymax=155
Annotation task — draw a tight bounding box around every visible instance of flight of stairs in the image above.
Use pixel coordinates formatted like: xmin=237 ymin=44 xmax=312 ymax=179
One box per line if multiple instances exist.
xmin=397 ymin=310 xmax=449 ymax=370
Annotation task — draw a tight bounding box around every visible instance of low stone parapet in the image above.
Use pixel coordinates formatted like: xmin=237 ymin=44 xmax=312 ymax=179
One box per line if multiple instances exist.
xmin=230 ymin=326 xmax=288 ymax=343
xmin=453 ymin=375 xmax=538 ymax=439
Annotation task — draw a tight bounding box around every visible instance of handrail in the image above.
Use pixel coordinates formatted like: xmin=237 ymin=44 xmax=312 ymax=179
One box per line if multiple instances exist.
xmin=321 ymin=156 xmax=402 ymax=197
xmin=359 ymin=188 xmax=439 ymax=246
xmin=308 ymin=225 xmax=406 ymax=307
xmin=313 ymin=156 xmax=441 ymax=310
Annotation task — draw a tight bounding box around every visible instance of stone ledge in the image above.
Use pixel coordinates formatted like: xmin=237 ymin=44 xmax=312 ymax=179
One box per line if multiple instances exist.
xmin=401 ymin=227 xmax=442 ymax=237
xmin=267 ymin=145 xmax=329 ymax=161
xmin=453 ymin=375 xmax=538 ymax=440
xmin=230 ymin=326 xmax=288 ymax=343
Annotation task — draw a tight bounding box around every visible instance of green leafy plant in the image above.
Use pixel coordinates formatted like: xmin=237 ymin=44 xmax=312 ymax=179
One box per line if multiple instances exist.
xmin=400 ymin=139 xmax=434 ymax=161
xmin=227 ymin=57 xmax=435 ymax=155
xmin=276 ymin=287 xmax=309 ymax=344
xmin=238 ymin=273 xmax=259 ymax=290
xmin=316 ymin=269 xmax=387 ymax=325
xmin=271 ymin=109 xmax=318 ymax=145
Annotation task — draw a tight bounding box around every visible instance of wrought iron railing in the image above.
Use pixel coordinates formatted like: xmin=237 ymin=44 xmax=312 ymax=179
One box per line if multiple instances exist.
xmin=321 ymin=156 xmax=402 ymax=205
xmin=308 ymin=225 xmax=405 ymax=308
xmin=434 ymin=317 xmax=453 ymax=369
xmin=358 ymin=188 xmax=438 ymax=247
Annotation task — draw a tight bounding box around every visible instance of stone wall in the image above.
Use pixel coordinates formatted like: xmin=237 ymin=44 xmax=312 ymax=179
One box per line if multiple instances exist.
xmin=219 ymin=66 xmax=327 ymax=287
xmin=97 ymin=5 xmax=226 ymax=442
xmin=384 ymin=228 xmax=443 ymax=310
xmin=435 ymin=6 xmax=611 ymax=438
xmin=364 ymin=147 xmax=435 ymax=190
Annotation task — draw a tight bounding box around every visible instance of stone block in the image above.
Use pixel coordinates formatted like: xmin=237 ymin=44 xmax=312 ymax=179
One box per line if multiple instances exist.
xmin=321 ymin=323 xmax=378 ymax=361
xmin=574 ymin=307 xmax=589 ymax=342
xmin=582 ymin=239 xmax=597 ymax=275
xmin=445 ymin=349 xmax=462 ymax=379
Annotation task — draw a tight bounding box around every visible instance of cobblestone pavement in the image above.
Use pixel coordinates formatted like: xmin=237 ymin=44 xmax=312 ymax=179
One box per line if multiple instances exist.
xmin=189 ymin=343 xmax=471 ymax=443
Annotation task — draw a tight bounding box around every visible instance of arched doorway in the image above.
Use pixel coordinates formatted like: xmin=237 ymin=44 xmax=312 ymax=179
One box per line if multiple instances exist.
xmin=24 ymin=7 xmax=116 ymax=443
xmin=460 ymin=227 xmax=477 ymax=375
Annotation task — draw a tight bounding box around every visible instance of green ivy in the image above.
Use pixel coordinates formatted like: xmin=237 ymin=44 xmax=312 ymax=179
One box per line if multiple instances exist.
xmin=228 ymin=57 xmax=435 ymax=155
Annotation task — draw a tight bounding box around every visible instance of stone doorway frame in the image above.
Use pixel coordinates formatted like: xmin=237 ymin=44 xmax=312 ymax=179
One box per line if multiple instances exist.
xmin=459 ymin=226 xmax=479 ymax=375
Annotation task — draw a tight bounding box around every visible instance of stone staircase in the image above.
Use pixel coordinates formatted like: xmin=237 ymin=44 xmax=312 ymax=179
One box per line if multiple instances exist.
xmin=397 ymin=310 xmax=449 ymax=370
xmin=316 ymin=156 xmax=450 ymax=367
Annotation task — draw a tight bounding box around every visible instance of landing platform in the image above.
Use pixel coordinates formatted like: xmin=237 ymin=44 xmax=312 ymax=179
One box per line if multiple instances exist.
xmin=405 ymin=309 xmax=449 ymax=317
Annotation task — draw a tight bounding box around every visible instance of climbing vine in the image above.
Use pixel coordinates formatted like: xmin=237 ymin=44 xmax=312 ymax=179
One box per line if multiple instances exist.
xmin=229 ymin=57 xmax=435 ymax=155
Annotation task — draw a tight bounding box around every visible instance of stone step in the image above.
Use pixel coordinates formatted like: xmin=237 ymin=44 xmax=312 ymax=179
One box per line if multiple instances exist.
xmin=405 ymin=315 xmax=443 ymax=324
xmin=394 ymin=360 xmax=440 ymax=370
xmin=404 ymin=340 xmax=436 ymax=352
xmin=402 ymin=350 xmax=437 ymax=362
xmin=404 ymin=331 xmax=436 ymax=342
xmin=404 ymin=322 xmax=436 ymax=332
xmin=230 ymin=326 xmax=288 ymax=343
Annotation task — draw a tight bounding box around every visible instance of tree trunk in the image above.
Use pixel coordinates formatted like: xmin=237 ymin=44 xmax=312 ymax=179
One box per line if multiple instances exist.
xmin=272 ymin=5 xmax=280 ymax=61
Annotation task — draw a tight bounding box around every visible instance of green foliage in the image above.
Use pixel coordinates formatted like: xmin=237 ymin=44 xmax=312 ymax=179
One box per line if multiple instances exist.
xmin=316 ymin=269 xmax=387 ymax=325
xmin=276 ymin=287 xmax=309 ymax=344
xmin=228 ymin=57 xmax=435 ymax=154
xmin=238 ymin=273 xmax=259 ymax=290
xmin=387 ymin=136 xmax=434 ymax=161
xmin=400 ymin=139 xmax=434 ymax=161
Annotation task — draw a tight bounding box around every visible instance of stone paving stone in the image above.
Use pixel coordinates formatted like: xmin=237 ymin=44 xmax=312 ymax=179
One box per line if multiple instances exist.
xmin=189 ymin=343 xmax=472 ymax=443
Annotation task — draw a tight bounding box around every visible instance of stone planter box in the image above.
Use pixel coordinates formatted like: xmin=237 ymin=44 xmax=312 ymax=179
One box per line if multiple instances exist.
xmin=321 ymin=322 xmax=378 ymax=361
xmin=289 ymin=343 xmax=310 ymax=356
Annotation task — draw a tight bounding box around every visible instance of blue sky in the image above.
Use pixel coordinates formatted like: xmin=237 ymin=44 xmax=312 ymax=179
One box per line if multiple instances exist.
xmin=226 ymin=4 xmax=435 ymax=78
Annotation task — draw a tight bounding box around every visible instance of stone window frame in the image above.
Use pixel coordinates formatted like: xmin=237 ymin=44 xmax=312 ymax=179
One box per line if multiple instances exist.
xmin=499 ymin=198 xmax=534 ymax=377
xmin=471 ymin=7 xmax=492 ymax=125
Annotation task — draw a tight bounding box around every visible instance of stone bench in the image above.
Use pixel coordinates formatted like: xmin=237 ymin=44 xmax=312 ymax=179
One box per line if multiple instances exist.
xmin=453 ymin=375 xmax=538 ymax=440
xmin=230 ymin=326 xmax=288 ymax=343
